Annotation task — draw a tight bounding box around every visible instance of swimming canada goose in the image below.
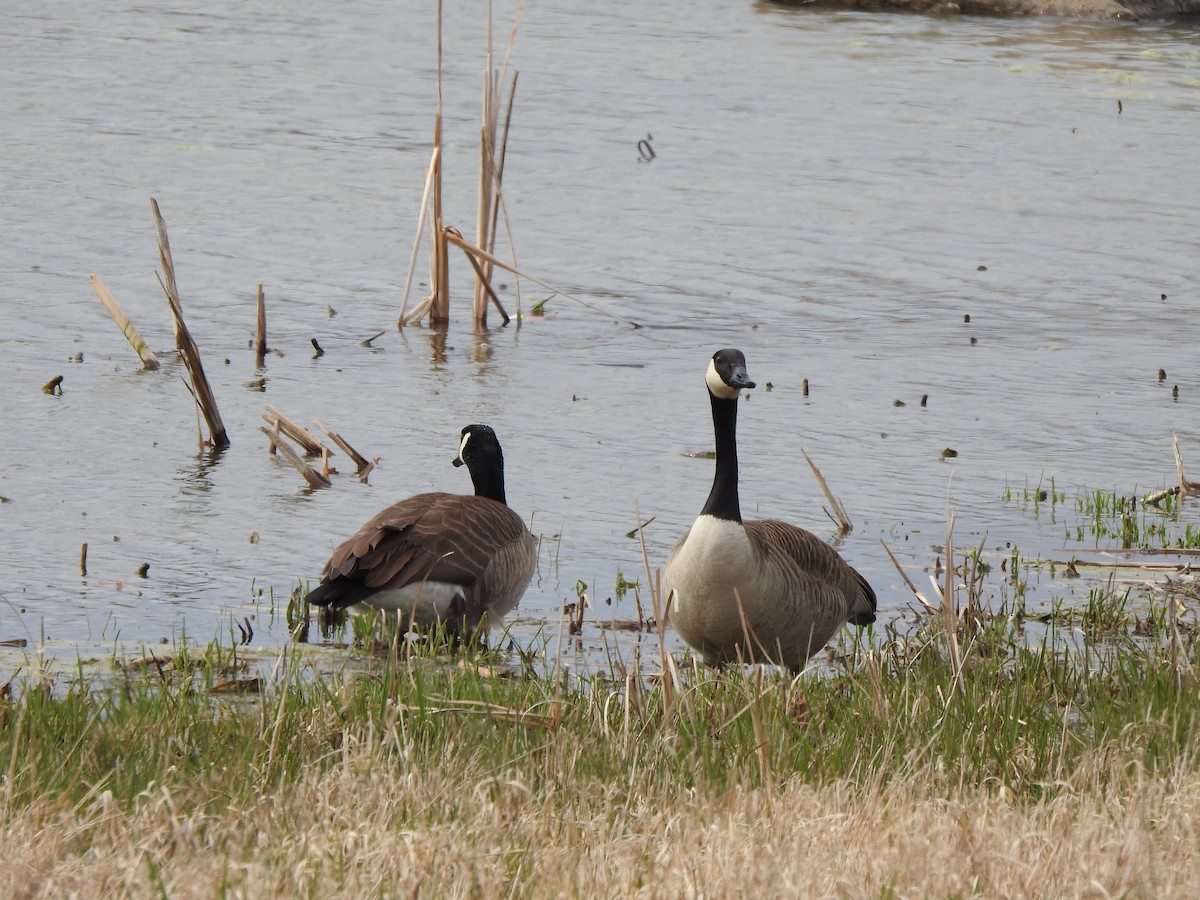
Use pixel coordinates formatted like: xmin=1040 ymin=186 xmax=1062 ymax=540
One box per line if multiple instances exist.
xmin=663 ymin=349 xmax=876 ymax=671
xmin=304 ymin=424 xmax=536 ymax=636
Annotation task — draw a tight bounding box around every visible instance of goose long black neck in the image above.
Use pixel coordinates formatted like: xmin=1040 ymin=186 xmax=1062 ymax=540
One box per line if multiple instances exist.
xmin=468 ymin=455 xmax=508 ymax=506
xmin=700 ymin=391 xmax=742 ymax=523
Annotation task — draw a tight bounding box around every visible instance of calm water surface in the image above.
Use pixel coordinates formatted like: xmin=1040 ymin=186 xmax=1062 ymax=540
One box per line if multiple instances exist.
xmin=2 ymin=1 xmax=1198 ymax=671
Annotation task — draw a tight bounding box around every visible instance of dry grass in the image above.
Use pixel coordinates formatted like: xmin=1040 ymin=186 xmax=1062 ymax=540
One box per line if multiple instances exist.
xmin=3 ymin=747 xmax=1198 ymax=897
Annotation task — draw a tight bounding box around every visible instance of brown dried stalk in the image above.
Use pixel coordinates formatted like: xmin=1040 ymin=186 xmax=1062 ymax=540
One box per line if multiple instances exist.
xmin=152 ymin=198 xmax=229 ymax=450
xmin=90 ymin=275 xmax=160 ymax=370
xmin=313 ymin=419 xmax=375 ymax=477
xmin=259 ymin=426 xmax=330 ymax=489
xmin=801 ymin=448 xmax=852 ymax=535
xmin=263 ymin=405 xmax=329 ymax=458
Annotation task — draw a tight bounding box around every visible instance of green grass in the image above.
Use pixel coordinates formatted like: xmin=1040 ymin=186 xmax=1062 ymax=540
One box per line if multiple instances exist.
xmin=1006 ymin=480 xmax=1200 ymax=551
xmin=3 ymin=591 xmax=1198 ymax=816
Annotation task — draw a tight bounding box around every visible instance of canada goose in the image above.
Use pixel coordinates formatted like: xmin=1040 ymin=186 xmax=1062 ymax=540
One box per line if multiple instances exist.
xmin=663 ymin=349 xmax=876 ymax=671
xmin=304 ymin=424 xmax=536 ymax=636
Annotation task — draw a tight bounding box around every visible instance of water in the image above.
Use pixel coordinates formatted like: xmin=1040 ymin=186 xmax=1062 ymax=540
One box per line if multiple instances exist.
xmin=2 ymin=2 xmax=1198 ymax=670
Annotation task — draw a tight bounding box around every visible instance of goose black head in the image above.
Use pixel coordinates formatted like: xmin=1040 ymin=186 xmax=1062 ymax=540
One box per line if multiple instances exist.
xmin=706 ymin=349 xmax=756 ymax=400
xmin=453 ymin=424 xmax=502 ymax=469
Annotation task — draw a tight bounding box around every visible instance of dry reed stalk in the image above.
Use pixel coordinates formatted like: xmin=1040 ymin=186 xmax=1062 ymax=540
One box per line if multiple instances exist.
xmin=801 ymin=449 xmax=852 ymax=534
xmin=634 ymin=499 xmax=675 ymax=723
xmin=483 ymin=71 xmax=520 ymax=316
xmin=427 ymin=1 xmax=450 ymax=325
xmin=880 ymin=540 xmax=936 ymax=612
xmin=748 ymin=668 xmax=773 ymax=786
xmin=152 ymin=199 xmax=230 ymax=450
xmin=471 ymin=5 xmax=523 ymax=326
xmin=939 ymin=514 xmax=963 ymax=695
xmin=80 ymin=543 xmax=88 ymax=577
xmin=400 ymin=296 xmax=433 ymax=328
xmin=263 ymin=647 xmax=293 ymax=781
xmin=630 ymin=584 xmax=646 ymax=632
xmin=263 ymin=405 xmax=329 ymax=457
xmin=732 ymin=586 xmax=781 ymax=669
xmin=259 ymin=426 xmax=331 ymax=489
xmin=41 ymin=375 xmax=63 ymax=395
xmin=1143 ymin=433 xmax=1200 ymax=506
xmin=442 ymin=229 xmax=642 ymax=328
xmin=962 ymin=533 xmax=988 ymax=628
xmin=447 ymin=227 xmax=511 ymax=324
xmin=570 ymin=590 xmax=587 ymax=634
xmin=398 ymin=148 xmax=441 ymax=327
xmin=255 ymin=283 xmax=267 ymax=361
xmin=312 ymin=420 xmax=374 ymax=476
xmin=89 ymin=275 xmax=160 ymax=370
xmin=473 ymin=5 xmax=496 ymax=326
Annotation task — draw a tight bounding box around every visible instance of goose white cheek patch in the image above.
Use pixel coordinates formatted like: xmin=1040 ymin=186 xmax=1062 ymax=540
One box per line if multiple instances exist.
xmin=706 ymin=358 xmax=742 ymax=400
xmin=458 ymin=430 xmax=472 ymax=463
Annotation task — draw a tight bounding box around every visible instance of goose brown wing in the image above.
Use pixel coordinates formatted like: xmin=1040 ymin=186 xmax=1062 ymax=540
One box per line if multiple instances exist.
xmin=743 ymin=519 xmax=876 ymax=623
xmin=312 ymin=492 xmax=528 ymax=607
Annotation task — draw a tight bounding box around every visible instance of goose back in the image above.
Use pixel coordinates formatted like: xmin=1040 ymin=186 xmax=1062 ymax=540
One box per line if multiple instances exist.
xmin=305 ymin=424 xmax=536 ymax=634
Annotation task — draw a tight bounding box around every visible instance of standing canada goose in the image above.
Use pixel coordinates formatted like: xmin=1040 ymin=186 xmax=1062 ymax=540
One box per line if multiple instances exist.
xmin=663 ymin=349 xmax=876 ymax=671
xmin=304 ymin=424 xmax=536 ymax=636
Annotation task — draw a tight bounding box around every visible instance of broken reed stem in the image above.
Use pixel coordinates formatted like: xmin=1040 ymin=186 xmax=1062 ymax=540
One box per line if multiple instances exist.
xmin=89 ymin=275 xmax=160 ymax=370
xmin=80 ymin=542 xmax=88 ymax=577
xmin=259 ymin=426 xmax=330 ymax=489
xmin=429 ymin=114 xmax=450 ymax=325
xmin=801 ymin=448 xmax=852 ymax=535
xmin=472 ymin=0 xmax=510 ymax=326
xmin=449 ymin=228 xmax=510 ymax=325
xmin=312 ymin=419 xmax=374 ymax=476
xmin=152 ymin=198 xmax=230 ymax=450
xmin=151 ymin=198 xmax=181 ymax=316
xmin=1142 ymin=433 xmax=1200 ymax=506
xmin=485 ymin=71 xmax=519 ymax=303
xmin=255 ymin=284 xmax=267 ymax=360
xmin=442 ymin=229 xmax=641 ymax=328
xmin=474 ymin=79 xmax=494 ymax=324
xmin=880 ymin=539 xmax=936 ymax=613
xmin=398 ymin=147 xmax=441 ymax=328
xmin=400 ymin=296 xmax=433 ymax=329
xmin=427 ymin=1 xmax=449 ymax=325
xmin=263 ymin=406 xmax=328 ymax=457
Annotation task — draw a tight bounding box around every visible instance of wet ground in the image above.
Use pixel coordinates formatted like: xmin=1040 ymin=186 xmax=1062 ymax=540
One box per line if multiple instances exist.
xmin=2 ymin=2 xmax=1199 ymax=673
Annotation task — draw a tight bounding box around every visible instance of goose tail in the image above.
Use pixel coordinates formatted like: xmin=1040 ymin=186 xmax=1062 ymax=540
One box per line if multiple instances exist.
xmin=848 ymin=570 xmax=877 ymax=626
